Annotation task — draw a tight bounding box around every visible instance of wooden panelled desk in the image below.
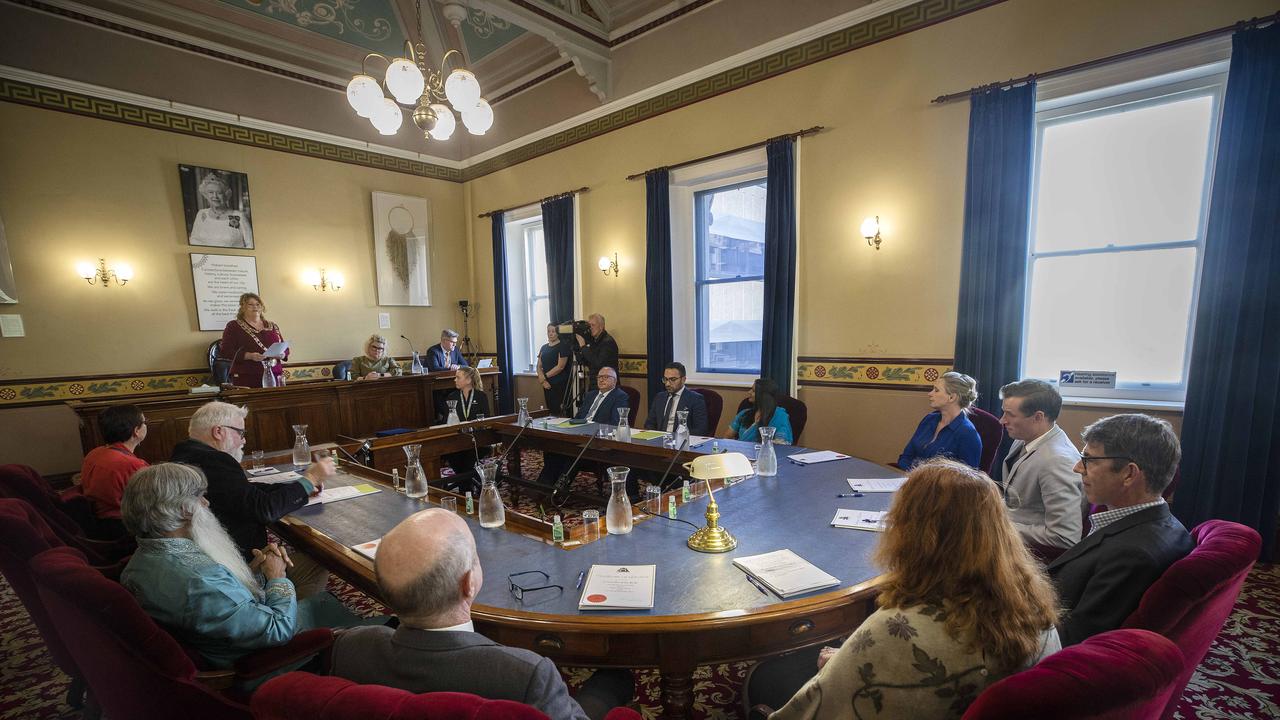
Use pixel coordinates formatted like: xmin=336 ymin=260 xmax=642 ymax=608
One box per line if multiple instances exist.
xmin=66 ymin=369 xmax=497 ymax=464
xmin=275 ymin=419 xmax=899 ymax=718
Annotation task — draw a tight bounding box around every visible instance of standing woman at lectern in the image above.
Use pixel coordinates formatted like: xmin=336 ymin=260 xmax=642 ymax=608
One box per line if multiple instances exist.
xmin=220 ymin=293 xmax=289 ymax=387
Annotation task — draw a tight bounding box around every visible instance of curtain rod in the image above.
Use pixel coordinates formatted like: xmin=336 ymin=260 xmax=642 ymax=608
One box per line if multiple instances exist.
xmin=624 ymin=126 xmax=825 ymax=181
xmin=931 ymin=12 xmax=1278 ymax=105
xmin=478 ymin=187 xmax=590 ymax=218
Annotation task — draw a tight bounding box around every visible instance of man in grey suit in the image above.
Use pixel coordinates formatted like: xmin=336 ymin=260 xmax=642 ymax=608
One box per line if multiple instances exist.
xmin=996 ymin=379 xmax=1084 ymax=551
xmin=330 ymin=509 xmax=632 ymax=718
xmin=1049 ymin=414 xmax=1192 ymax=645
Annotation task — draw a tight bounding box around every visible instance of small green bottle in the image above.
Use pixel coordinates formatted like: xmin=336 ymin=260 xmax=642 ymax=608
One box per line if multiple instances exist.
xmin=551 ymin=514 xmax=565 ymax=544
xmin=667 ymin=496 xmax=677 ymax=519
xmin=681 ymin=479 xmax=691 ymax=502
xmin=465 ymin=491 xmax=474 ymax=515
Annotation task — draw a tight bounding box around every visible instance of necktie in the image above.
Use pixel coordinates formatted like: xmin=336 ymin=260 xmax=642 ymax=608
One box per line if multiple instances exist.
xmin=664 ymin=394 xmax=677 ymax=433
xmin=586 ymin=391 xmax=607 ymax=422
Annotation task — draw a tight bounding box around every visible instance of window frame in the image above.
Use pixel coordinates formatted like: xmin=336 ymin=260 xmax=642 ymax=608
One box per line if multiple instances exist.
xmin=693 ymin=177 xmax=768 ymax=375
xmin=503 ymin=207 xmax=552 ymax=374
xmin=1021 ymin=65 xmax=1229 ymax=405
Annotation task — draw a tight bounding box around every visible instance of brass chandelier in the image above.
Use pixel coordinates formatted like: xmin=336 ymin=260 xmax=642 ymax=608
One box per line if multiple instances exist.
xmin=345 ymin=0 xmax=492 ymax=141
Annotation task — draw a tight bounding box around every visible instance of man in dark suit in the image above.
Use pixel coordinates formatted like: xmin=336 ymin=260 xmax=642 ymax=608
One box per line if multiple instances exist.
xmin=643 ymin=361 xmax=709 ymax=437
xmin=426 ymin=329 xmax=468 ymax=372
xmin=1048 ymin=413 xmax=1193 ymax=646
xmin=576 ymin=313 xmax=618 ymax=391
xmin=330 ymin=509 xmax=632 ymax=719
xmin=537 ymin=367 xmax=630 ymax=487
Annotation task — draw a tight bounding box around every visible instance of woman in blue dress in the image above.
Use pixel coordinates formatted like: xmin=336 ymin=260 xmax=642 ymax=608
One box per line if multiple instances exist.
xmin=727 ymin=378 xmax=793 ymax=444
xmin=897 ymin=371 xmax=983 ymax=469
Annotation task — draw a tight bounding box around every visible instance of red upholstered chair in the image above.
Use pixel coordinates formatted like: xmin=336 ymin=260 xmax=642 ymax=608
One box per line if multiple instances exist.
xmin=693 ymin=388 xmax=724 ymax=434
xmin=1122 ymin=519 xmax=1261 ymax=718
xmin=0 ymin=464 xmax=133 ymax=561
xmin=618 ymin=384 xmax=641 ymax=420
xmin=961 ymin=629 xmax=1185 ymax=719
xmin=251 ymin=672 xmax=645 ymax=720
xmin=967 ymin=407 xmax=1004 ymax=476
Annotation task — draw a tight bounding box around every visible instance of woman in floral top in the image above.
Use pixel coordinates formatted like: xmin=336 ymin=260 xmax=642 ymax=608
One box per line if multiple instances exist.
xmin=770 ymin=459 xmax=1061 ymax=720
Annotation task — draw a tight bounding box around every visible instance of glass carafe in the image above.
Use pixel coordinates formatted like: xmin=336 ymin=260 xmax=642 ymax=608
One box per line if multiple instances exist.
xmin=410 ymin=351 xmax=424 ymax=375
xmin=445 ymin=399 xmax=461 ymax=426
xmin=261 ymin=361 xmax=278 ymax=388
xmin=605 ymin=466 xmax=633 ymax=534
xmin=291 ymin=424 xmax=309 ymax=467
xmin=674 ymin=409 xmax=690 ymax=450
xmin=516 ymin=397 xmax=530 ymax=427
xmin=403 ymin=444 xmax=427 ymax=498
xmin=615 ymin=407 xmax=632 ymax=443
xmin=477 ymin=461 xmax=505 ymax=528
xmin=756 ymin=425 xmax=778 ymax=477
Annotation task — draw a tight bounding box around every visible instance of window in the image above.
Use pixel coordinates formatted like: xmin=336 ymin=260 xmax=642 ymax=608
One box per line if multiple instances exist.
xmin=694 ymin=180 xmax=766 ymax=373
xmin=504 ymin=212 xmax=551 ymax=372
xmin=1022 ymin=59 xmax=1227 ymax=403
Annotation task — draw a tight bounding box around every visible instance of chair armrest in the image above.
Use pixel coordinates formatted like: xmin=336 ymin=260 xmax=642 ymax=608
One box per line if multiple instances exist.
xmin=749 ymin=704 xmax=776 ymax=720
xmin=233 ymin=628 xmax=334 ymax=680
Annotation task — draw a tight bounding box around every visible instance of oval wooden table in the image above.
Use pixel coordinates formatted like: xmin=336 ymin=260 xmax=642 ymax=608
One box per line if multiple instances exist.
xmin=274 ymin=420 xmax=902 ymax=717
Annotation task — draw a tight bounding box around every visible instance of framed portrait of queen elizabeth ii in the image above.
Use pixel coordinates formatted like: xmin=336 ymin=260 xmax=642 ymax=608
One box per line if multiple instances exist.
xmin=179 ymin=164 xmax=255 ymax=249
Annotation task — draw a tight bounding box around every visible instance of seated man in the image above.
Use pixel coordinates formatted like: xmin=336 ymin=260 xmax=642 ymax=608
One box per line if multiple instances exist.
xmin=643 ymin=362 xmax=709 ymax=437
xmin=537 ymin=367 xmax=629 ymax=487
xmin=79 ymin=404 xmax=149 ymax=536
xmin=330 ymin=509 xmax=632 ymax=719
xmin=171 ymin=401 xmax=332 ymax=598
xmin=352 ymin=334 xmax=403 ymax=380
xmin=996 ymin=379 xmax=1084 ymax=551
xmin=1049 ymin=414 xmax=1193 ymax=646
xmin=120 ymin=464 xmax=370 ymax=674
xmin=426 ymin=329 xmax=468 ymax=372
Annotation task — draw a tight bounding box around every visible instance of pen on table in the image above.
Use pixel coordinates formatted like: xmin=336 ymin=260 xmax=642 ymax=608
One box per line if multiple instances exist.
xmin=744 ymin=575 xmax=769 ymax=596
xmin=837 ymin=492 xmax=864 ymax=498
xmin=574 ymin=570 xmax=586 ymax=590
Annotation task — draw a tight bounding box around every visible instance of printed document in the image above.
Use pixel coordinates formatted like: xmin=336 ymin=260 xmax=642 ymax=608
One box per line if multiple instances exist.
xmin=788 ymin=450 xmax=850 ymax=465
xmin=733 ymin=549 xmax=839 ymax=598
xmin=831 ymin=509 xmax=888 ymax=532
xmin=263 ymin=341 xmax=289 ymax=358
xmin=578 ymin=564 xmax=657 ymax=609
xmin=306 ymin=483 xmax=380 ymax=505
xmin=351 ymin=538 xmax=382 ymax=560
xmin=249 ymin=470 xmax=302 ymax=484
xmin=846 ymin=477 xmax=908 ymax=493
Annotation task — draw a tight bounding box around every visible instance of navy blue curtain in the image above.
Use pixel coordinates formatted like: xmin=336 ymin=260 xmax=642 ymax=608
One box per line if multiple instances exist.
xmin=541 ymin=195 xmax=575 ymax=325
xmin=490 ymin=212 xmax=514 ymax=415
xmin=645 ymin=169 xmax=673 ymax=398
xmin=953 ymin=83 xmax=1036 ymax=416
xmin=1175 ymin=22 xmax=1280 ymax=561
xmin=760 ymin=138 xmax=797 ymax=391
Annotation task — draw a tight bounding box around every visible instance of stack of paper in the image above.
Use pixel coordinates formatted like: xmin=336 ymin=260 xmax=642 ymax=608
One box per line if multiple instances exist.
xmin=263 ymin=340 xmax=289 ymax=359
xmin=846 ymin=477 xmax=907 ymax=493
xmin=248 ymin=469 xmax=302 ymax=484
xmin=831 ymin=509 xmax=887 ymax=532
xmin=351 ymin=538 xmax=381 ymax=560
xmin=630 ymin=430 xmax=667 ymax=441
xmin=305 ymin=483 xmax=381 ymax=505
xmin=732 ymin=549 xmax=839 ymax=598
xmin=787 ymin=450 xmax=850 ymax=465
xmin=578 ymin=565 xmax=657 ymax=610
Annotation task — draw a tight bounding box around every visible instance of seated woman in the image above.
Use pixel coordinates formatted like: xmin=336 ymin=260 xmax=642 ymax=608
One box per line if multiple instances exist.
xmin=438 ymin=367 xmax=491 ymax=491
xmin=897 ymin=371 xmax=982 ymax=469
xmin=351 ymin=334 xmax=403 ymax=380
xmin=726 ymin=378 xmax=793 ymax=444
xmin=119 ymin=464 xmax=380 ymax=685
xmin=763 ymin=460 xmax=1060 ymax=720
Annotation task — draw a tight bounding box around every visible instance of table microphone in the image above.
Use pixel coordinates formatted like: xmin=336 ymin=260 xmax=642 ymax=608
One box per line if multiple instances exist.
xmin=493 ymin=416 xmax=532 ymax=474
xmin=400 ymin=335 xmax=417 ymax=354
xmin=655 ymin=433 xmax=690 ymax=492
xmin=553 ymin=433 xmax=596 ymax=508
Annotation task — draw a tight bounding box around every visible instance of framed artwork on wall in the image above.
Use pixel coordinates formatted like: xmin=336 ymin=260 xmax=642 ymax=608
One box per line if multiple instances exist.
xmin=179 ymin=164 xmax=255 ymax=249
xmin=190 ymin=253 xmax=259 ymax=331
xmin=372 ymin=191 xmax=432 ymax=306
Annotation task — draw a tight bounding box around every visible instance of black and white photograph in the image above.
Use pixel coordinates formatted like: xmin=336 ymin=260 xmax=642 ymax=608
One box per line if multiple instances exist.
xmin=179 ymin=164 xmax=255 ymax=249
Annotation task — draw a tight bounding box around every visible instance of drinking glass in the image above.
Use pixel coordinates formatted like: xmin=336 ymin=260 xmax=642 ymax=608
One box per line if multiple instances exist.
xmin=251 ymin=450 xmax=265 ymax=471
xmin=440 ymin=496 xmax=458 ymax=513
xmin=581 ymin=509 xmax=601 ymax=543
xmin=644 ymin=484 xmax=662 ymax=514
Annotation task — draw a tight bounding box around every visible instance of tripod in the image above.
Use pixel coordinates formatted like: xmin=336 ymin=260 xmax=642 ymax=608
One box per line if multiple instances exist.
xmin=457 ymin=299 xmax=475 ymax=363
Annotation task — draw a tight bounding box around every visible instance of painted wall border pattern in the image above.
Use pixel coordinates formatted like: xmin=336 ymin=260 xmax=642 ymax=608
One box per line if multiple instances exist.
xmin=797 ymin=357 xmax=954 ymax=391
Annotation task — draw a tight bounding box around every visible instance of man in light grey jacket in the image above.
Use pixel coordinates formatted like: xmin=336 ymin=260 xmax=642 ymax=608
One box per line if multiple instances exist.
xmin=996 ymin=379 xmax=1084 ymax=550
xmin=330 ymin=509 xmax=632 ymax=718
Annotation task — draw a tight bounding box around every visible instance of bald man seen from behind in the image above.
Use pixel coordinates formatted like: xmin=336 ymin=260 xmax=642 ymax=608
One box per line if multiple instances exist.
xmin=329 ymin=509 xmax=633 ymax=718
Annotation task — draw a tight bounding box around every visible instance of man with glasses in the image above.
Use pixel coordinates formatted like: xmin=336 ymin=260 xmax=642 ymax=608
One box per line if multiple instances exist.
xmin=536 ymin=367 xmax=630 ymax=487
xmin=79 ymin=403 xmax=149 ymax=536
xmin=426 ymin=328 xmax=469 ymax=372
xmin=643 ymin=361 xmax=709 ymax=437
xmin=171 ymin=401 xmax=333 ymax=598
xmin=996 ymin=379 xmax=1085 ymax=552
xmin=1048 ymin=414 xmax=1193 ymax=646
xmin=331 ymin=508 xmax=633 ymax=719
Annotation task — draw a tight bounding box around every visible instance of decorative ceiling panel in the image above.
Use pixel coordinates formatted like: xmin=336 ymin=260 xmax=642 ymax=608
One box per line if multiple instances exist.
xmin=214 ymin=0 xmax=409 ymax=56
xmin=459 ymin=8 xmax=527 ymax=62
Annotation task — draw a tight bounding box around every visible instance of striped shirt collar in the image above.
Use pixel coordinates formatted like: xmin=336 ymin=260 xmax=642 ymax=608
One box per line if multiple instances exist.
xmin=1089 ymin=498 xmax=1165 ymax=535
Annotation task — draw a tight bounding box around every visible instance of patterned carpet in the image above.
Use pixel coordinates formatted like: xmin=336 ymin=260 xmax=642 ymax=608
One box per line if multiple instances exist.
xmin=3 ymin=455 xmax=1278 ymax=718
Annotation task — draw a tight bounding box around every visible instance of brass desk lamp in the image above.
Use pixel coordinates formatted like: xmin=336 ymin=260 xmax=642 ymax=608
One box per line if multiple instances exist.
xmin=683 ymin=452 xmax=752 ymax=553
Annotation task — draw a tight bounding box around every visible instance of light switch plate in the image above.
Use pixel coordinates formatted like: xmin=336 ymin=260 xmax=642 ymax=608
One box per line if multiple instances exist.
xmin=379 ymin=312 xmax=390 ymax=329
xmin=0 ymin=314 xmax=24 ymax=337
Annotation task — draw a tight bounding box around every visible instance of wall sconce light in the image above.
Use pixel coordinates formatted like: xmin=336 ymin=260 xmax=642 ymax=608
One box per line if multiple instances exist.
xmin=598 ymin=253 xmax=619 ymax=277
xmin=861 ymin=216 xmax=883 ymax=251
xmin=76 ymin=258 xmax=133 ymax=288
xmin=303 ymin=268 xmax=343 ymax=291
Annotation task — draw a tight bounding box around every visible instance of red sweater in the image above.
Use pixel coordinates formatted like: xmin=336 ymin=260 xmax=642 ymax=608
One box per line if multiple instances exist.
xmin=80 ymin=443 xmax=148 ymax=519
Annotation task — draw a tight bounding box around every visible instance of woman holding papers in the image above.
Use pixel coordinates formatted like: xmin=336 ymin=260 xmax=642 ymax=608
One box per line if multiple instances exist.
xmin=727 ymin=378 xmax=793 ymax=444
xmin=763 ymin=460 xmax=1060 ymax=720
xmin=896 ymin=372 xmax=982 ymax=470
xmin=220 ymin=293 xmax=289 ymax=387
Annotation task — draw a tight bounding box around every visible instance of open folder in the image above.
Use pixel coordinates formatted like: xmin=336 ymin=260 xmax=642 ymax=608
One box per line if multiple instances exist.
xmin=733 ymin=549 xmax=839 ymax=598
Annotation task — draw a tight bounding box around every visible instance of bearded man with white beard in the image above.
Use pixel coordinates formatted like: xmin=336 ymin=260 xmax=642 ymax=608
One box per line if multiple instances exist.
xmin=171 ymin=401 xmax=333 ymax=598
xmin=119 ymin=463 xmax=370 ymax=675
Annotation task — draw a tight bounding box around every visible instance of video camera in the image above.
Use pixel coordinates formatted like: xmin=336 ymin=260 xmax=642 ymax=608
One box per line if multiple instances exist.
xmin=556 ymin=320 xmax=591 ymax=341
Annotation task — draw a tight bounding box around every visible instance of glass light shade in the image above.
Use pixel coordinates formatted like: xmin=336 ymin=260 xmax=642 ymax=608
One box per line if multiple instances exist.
xmin=861 ymin=216 xmax=880 ymax=239
xmin=346 ymin=74 xmax=383 ymax=118
xmin=428 ymin=103 xmax=456 ymax=140
xmin=460 ymin=98 xmax=494 ymax=135
xmin=444 ymin=68 xmax=481 ymax=109
xmin=384 ymin=58 xmax=425 ymax=105
xmin=329 ymin=271 xmax=344 ymax=289
xmin=302 ymin=269 xmax=322 ymax=287
xmin=371 ymin=98 xmax=403 ymax=135
xmin=76 ymin=261 xmax=96 ymax=280
xmin=114 ymin=263 xmax=134 ymax=282
xmin=598 ymin=256 xmax=612 ymax=271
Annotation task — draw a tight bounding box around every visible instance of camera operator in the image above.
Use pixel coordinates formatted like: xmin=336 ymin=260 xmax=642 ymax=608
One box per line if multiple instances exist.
xmin=576 ymin=313 xmax=618 ymax=391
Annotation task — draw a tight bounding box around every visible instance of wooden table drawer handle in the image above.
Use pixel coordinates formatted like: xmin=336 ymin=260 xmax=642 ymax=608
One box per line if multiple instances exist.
xmin=790 ymin=619 xmax=815 ymax=635
xmin=535 ymin=634 xmax=565 ymax=651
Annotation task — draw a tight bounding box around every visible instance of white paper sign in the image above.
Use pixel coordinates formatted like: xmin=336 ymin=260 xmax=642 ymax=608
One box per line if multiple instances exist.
xmin=190 ymin=253 xmax=259 ymax=331
xmin=1059 ymin=370 xmax=1117 ymax=389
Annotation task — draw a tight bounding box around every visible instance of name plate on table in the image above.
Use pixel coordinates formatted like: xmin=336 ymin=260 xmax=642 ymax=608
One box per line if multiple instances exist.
xmin=1059 ymin=370 xmax=1116 ymax=389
